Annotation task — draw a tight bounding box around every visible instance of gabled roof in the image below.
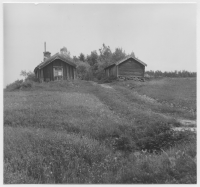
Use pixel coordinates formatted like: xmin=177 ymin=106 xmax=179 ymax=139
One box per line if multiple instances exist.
xmin=104 ymin=55 xmax=147 ymax=70
xmin=34 ymin=53 xmax=76 ymax=72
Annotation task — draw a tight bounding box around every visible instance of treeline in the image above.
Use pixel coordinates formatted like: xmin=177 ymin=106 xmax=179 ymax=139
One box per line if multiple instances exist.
xmin=146 ymin=70 xmax=196 ymax=78
xmin=61 ymin=44 xmax=196 ymax=81
xmin=70 ymin=44 xmax=135 ymax=81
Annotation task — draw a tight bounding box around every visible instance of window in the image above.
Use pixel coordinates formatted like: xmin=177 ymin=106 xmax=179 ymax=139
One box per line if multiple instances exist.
xmin=53 ymin=67 xmax=63 ymax=81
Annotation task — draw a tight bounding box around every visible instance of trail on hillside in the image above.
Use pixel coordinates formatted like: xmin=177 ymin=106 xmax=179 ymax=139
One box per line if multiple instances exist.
xmin=132 ymin=91 xmax=196 ymax=127
xmin=92 ymin=82 xmax=196 ymax=132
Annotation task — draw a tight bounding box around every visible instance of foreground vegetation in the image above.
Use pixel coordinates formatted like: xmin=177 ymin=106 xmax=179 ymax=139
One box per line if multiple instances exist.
xmin=4 ymin=78 xmax=196 ymax=184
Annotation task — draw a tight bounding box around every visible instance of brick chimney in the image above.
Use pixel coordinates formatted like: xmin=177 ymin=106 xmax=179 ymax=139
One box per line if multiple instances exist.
xmin=43 ymin=42 xmax=51 ymax=61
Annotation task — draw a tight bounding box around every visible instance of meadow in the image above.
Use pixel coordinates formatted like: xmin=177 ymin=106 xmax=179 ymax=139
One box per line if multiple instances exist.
xmin=113 ymin=77 xmax=196 ymax=120
xmin=4 ymin=78 xmax=196 ymax=184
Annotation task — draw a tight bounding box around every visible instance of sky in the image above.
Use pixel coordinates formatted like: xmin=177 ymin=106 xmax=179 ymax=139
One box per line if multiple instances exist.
xmin=3 ymin=3 xmax=196 ymax=86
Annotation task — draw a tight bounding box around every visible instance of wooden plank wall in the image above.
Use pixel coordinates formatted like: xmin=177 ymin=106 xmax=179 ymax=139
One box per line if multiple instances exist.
xmin=105 ymin=69 xmax=109 ymax=77
xmin=109 ymin=66 xmax=117 ymax=76
xmin=41 ymin=59 xmax=75 ymax=81
xmin=105 ymin=65 xmax=117 ymax=77
xmin=118 ymin=59 xmax=145 ymax=77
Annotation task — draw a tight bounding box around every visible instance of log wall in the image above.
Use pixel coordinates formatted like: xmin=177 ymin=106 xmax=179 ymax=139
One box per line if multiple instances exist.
xmin=38 ymin=59 xmax=76 ymax=81
xmin=118 ymin=58 xmax=145 ymax=77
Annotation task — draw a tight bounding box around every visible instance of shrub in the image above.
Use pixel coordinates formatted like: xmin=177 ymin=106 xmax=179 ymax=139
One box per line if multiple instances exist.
xmin=5 ymin=79 xmax=34 ymax=91
xmin=131 ymin=122 xmax=196 ymax=153
xmin=5 ymin=70 xmax=39 ymax=92
xmin=21 ymin=80 xmax=33 ymax=88
xmin=113 ymin=135 xmax=136 ymax=152
xmin=5 ymin=80 xmax=23 ymax=91
xmin=75 ymin=61 xmax=93 ymax=80
xmin=20 ymin=70 xmax=39 ymax=82
xmin=26 ymin=73 xmax=39 ymax=82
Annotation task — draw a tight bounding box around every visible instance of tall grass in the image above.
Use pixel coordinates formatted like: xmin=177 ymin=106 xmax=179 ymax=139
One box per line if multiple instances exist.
xmin=4 ymin=80 xmax=196 ymax=184
xmin=115 ymin=78 xmax=196 ymax=116
xmin=4 ymin=126 xmax=196 ymax=184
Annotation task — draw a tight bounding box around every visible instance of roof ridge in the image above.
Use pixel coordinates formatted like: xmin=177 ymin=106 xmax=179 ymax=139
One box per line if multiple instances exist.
xmin=104 ymin=55 xmax=147 ymax=69
xmin=35 ymin=52 xmax=76 ymax=70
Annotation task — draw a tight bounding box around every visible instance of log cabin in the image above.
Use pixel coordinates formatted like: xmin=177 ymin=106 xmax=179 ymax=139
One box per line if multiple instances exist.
xmin=104 ymin=55 xmax=147 ymax=79
xmin=34 ymin=43 xmax=76 ymax=82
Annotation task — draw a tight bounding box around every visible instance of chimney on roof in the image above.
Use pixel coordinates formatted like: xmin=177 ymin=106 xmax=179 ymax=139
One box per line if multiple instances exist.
xmin=43 ymin=42 xmax=51 ymax=61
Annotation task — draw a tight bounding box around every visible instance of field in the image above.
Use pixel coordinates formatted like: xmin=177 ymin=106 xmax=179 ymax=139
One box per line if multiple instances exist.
xmin=132 ymin=78 xmax=196 ymax=112
xmin=113 ymin=77 xmax=196 ymax=120
xmin=4 ymin=78 xmax=196 ymax=184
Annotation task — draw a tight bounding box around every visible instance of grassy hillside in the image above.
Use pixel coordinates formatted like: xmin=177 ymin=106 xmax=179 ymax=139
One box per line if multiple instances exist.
xmin=113 ymin=78 xmax=196 ymax=120
xmin=4 ymin=78 xmax=196 ymax=184
xmin=115 ymin=78 xmax=196 ymax=113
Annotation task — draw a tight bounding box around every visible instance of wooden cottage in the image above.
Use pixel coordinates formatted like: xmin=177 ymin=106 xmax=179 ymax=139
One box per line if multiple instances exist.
xmin=104 ymin=56 xmax=147 ymax=78
xmin=34 ymin=45 xmax=76 ymax=82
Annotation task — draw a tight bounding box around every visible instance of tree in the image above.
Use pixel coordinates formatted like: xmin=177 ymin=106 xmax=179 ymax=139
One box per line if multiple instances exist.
xmin=60 ymin=46 xmax=70 ymax=58
xmin=130 ymin=51 xmax=135 ymax=57
xmin=86 ymin=50 xmax=99 ymax=66
xmin=99 ymin=43 xmax=112 ymax=65
xmin=75 ymin=60 xmax=91 ymax=80
xmin=78 ymin=53 xmax=86 ymax=62
xmin=73 ymin=56 xmax=79 ymax=62
xmin=20 ymin=70 xmax=38 ymax=82
xmin=20 ymin=70 xmax=33 ymax=79
xmin=111 ymin=48 xmax=126 ymax=63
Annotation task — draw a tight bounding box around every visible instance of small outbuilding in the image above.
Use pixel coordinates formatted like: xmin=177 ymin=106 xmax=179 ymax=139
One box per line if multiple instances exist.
xmin=34 ymin=43 xmax=76 ymax=82
xmin=104 ymin=56 xmax=147 ymax=79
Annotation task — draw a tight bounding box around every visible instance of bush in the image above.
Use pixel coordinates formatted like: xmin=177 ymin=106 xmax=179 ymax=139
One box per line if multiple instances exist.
xmin=20 ymin=70 xmax=39 ymax=82
xmin=110 ymin=122 xmax=196 ymax=154
xmin=5 ymin=80 xmax=34 ymax=91
xmin=134 ymin=122 xmax=196 ymax=152
xmin=26 ymin=73 xmax=39 ymax=82
xmin=5 ymin=70 xmax=39 ymax=91
xmin=5 ymin=80 xmax=23 ymax=91
xmin=113 ymin=135 xmax=136 ymax=152
xmin=21 ymin=80 xmax=33 ymax=88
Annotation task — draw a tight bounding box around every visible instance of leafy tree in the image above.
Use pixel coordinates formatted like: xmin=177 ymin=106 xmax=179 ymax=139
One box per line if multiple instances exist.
xmin=111 ymin=47 xmax=126 ymax=63
xmin=86 ymin=50 xmax=99 ymax=66
xmin=78 ymin=53 xmax=86 ymax=62
xmin=73 ymin=56 xmax=79 ymax=62
xmin=20 ymin=70 xmax=33 ymax=79
xmin=75 ymin=60 xmax=91 ymax=80
xmin=20 ymin=70 xmax=38 ymax=82
xmin=60 ymin=46 xmax=70 ymax=58
xmin=99 ymin=44 xmax=112 ymax=65
xmin=130 ymin=51 xmax=135 ymax=57
xmin=20 ymin=70 xmax=29 ymax=79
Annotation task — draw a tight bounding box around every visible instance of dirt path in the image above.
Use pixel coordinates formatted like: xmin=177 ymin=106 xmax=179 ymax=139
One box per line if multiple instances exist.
xmin=172 ymin=127 xmax=196 ymax=132
xmin=91 ymin=82 xmax=113 ymax=89
xmin=178 ymin=119 xmax=196 ymax=126
xmin=128 ymin=90 xmax=197 ymax=129
xmin=100 ymin=84 xmax=113 ymax=89
xmin=93 ymin=82 xmax=197 ymax=132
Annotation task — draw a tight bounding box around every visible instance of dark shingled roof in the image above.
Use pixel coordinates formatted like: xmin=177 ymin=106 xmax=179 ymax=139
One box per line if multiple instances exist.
xmin=104 ymin=55 xmax=147 ymax=70
xmin=34 ymin=53 xmax=76 ymax=72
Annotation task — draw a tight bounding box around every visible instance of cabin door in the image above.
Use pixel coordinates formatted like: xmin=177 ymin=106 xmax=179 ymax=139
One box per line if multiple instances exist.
xmin=53 ymin=67 xmax=63 ymax=81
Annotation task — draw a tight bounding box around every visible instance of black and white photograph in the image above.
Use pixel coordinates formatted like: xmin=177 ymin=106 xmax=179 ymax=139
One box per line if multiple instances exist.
xmin=3 ymin=0 xmax=197 ymax=184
